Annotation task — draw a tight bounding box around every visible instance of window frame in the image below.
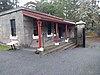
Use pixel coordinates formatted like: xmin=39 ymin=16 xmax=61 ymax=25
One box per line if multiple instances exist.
xmin=10 ymin=19 xmax=16 ymax=36
xmin=33 ymin=21 xmax=38 ymax=36
xmin=48 ymin=25 xmax=52 ymax=35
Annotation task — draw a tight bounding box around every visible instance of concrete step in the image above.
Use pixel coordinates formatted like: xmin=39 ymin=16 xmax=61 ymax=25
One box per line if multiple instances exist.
xmin=44 ymin=42 xmax=73 ymax=52
xmin=44 ymin=40 xmax=73 ymax=50
xmin=44 ymin=44 xmax=55 ymax=50
xmin=69 ymin=44 xmax=78 ymax=49
xmin=43 ymin=42 xmax=74 ymax=55
xmin=62 ymin=43 xmax=77 ymax=50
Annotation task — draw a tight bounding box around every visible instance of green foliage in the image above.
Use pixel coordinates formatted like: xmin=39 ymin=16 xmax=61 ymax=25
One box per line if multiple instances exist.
xmin=36 ymin=2 xmax=55 ymax=15
xmin=53 ymin=1 xmax=65 ymax=18
xmin=36 ymin=0 xmax=79 ymax=19
xmin=0 ymin=0 xmax=19 ymax=12
xmin=12 ymin=0 xmax=19 ymax=8
xmin=74 ymin=0 xmax=100 ymax=33
xmin=63 ymin=0 xmax=77 ymax=19
xmin=0 ymin=0 xmax=13 ymax=12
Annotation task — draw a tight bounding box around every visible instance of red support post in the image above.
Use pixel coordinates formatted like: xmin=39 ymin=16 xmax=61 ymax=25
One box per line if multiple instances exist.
xmin=37 ymin=21 xmax=42 ymax=48
xmin=56 ymin=23 xmax=58 ymax=43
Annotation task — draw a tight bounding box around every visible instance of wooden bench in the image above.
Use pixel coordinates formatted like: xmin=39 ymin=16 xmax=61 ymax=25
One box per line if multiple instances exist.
xmin=7 ymin=41 xmax=19 ymax=50
xmin=6 ymin=35 xmax=19 ymax=50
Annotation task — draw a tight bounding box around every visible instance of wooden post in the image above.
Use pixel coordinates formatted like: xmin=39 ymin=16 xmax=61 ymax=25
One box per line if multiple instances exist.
xmin=37 ymin=21 xmax=43 ymax=51
xmin=35 ymin=20 xmax=44 ymax=54
xmin=55 ymin=23 xmax=59 ymax=45
xmin=56 ymin=23 xmax=58 ymax=43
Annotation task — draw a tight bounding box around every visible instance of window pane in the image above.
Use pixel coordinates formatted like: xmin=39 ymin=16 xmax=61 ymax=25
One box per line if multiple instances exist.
xmin=34 ymin=30 xmax=38 ymax=36
xmin=48 ymin=25 xmax=51 ymax=35
xmin=33 ymin=21 xmax=38 ymax=36
xmin=10 ymin=19 xmax=16 ymax=36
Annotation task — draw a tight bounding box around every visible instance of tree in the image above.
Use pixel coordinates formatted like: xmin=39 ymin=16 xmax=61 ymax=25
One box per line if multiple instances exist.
xmin=53 ymin=0 xmax=65 ymax=18
xmin=63 ymin=0 xmax=79 ymax=20
xmin=36 ymin=0 xmax=79 ymax=19
xmin=0 ymin=0 xmax=14 ymax=12
xmin=36 ymin=1 xmax=56 ymax=15
xmin=24 ymin=1 xmax=36 ymax=10
xmin=74 ymin=0 xmax=100 ymax=36
xmin=12 ymin=0 xmax=19 ymax=8
xmin=0 ymin=0 xmax=19 ymax=12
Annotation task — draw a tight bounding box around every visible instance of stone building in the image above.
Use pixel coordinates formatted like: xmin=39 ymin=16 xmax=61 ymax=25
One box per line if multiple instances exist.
xmin=0 ymin=7 xmax=76 ymax=52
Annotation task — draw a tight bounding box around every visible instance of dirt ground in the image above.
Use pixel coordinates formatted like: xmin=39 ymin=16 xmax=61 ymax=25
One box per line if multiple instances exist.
xmin=86 ymin=36 xmax=100 ymax=48
xmin=86 ymin=36 xmax=100 ymax=43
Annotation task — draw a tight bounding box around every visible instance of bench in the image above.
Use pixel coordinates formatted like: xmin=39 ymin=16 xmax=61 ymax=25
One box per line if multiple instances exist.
xmin=7 ymin=41 xmax=19 ymax=50
xmin=6 ymin=35 xmax=19 ymax=50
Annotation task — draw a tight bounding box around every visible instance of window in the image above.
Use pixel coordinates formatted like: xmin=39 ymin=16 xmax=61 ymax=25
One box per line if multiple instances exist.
xmin=48 ymin=23 xmax=52 ymax=35
xmin=10 ymin=19 xmax=16 ymax=36
xmin=54 ymin=25 xmax=56 ymax=34
xmin=34 ymin=22 xmax=38 ymax=36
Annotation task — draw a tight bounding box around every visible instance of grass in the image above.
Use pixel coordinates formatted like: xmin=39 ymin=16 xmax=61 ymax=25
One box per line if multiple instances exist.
xmin=0 ymin=44 xmax=10 ymax=51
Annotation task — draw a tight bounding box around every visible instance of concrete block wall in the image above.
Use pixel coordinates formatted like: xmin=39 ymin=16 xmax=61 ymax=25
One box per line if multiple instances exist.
xmin=77 ymin=27 xmax=83 ymax=46
xmin=23 ymin=16 xmax=37 ymax=47
xmin=0 ymin=11 xmax=24 ymax=45
xmin=0 ymin=14 xmax=11 ymax=43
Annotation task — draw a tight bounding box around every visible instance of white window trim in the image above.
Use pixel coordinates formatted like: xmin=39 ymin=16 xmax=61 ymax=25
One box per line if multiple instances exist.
xmin=10 ymin=35 xmax=17 ymax=40
xmin=32 ymin=35 xmax=38 ymax=39
xmin=32 ymin=34 xmax=42 ymax=39
xmin=47 ymin=33 xmax=53 ymax=37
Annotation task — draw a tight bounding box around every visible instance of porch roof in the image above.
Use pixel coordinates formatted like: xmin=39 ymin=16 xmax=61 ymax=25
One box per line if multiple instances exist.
xmin=22 ymin=9 xmax=75 ymax=25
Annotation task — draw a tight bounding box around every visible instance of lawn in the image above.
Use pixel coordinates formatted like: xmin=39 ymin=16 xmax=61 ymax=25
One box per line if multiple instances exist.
xmin=0 ymin=44 xmax=10 ymax=51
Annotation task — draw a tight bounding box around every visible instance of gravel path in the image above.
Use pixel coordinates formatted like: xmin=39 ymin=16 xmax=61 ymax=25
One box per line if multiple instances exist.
xmin=86 ymin=37 xmax=100 ymax=48
xmin=86 ymin=42 xmax=100 ymax=48
xmin=0 ymin=48 xmax=100 ymax=75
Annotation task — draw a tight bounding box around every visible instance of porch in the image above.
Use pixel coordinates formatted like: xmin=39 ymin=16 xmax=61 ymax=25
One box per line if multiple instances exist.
xmin=22 ymin=9 xmax=76 ymax=53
